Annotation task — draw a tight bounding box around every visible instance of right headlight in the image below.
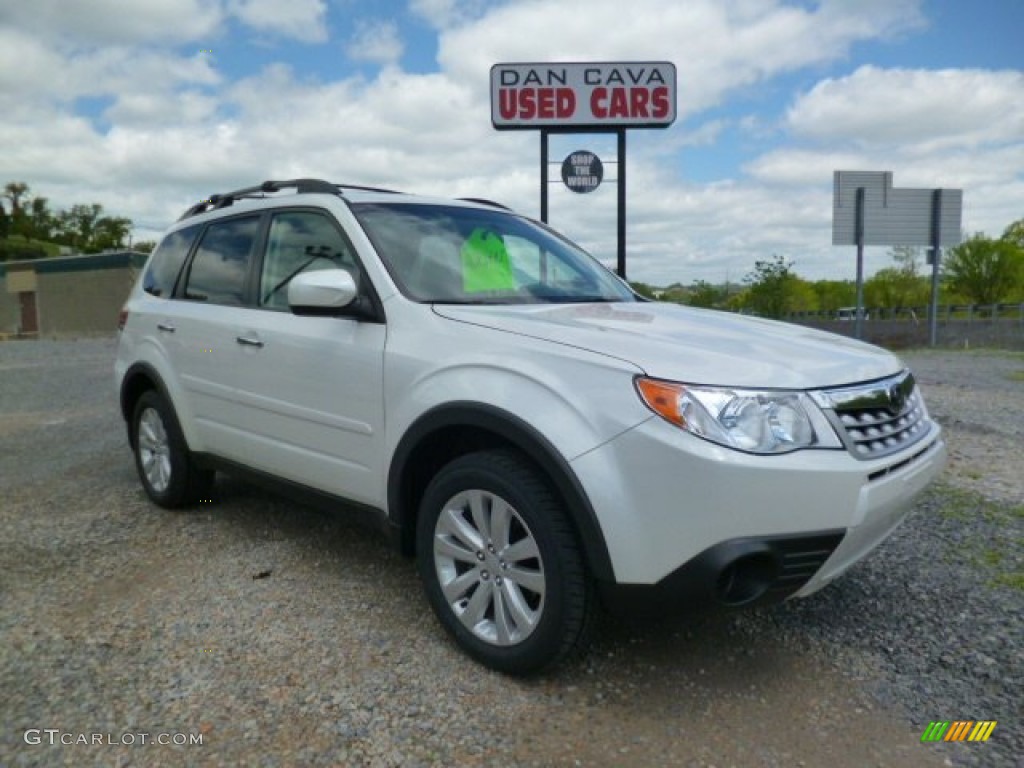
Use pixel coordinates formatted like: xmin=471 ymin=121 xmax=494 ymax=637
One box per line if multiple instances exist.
xmin=635 ymin=377 xmax=842 ymax=455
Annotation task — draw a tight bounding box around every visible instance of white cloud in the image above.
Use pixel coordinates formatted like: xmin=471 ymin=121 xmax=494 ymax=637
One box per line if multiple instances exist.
xmin=346 ymin=20 xmax=404 ymax=65
xmin=742 ymin=65 xmax=1024 ymax=251
xmin=1 ymin=0 xmax=1019 ymax=288
xmin=787 ymin=66 xmax=1024 ymax=151
xmin=435 ymin=0 xmax=926 ymax=113
xmin=0 ymin=0 xmax=223 ymax=44
xmin=408 ymin=0 xmax=487 ymax=29
xmin=227 ymin=0 xmax=328 ymax=43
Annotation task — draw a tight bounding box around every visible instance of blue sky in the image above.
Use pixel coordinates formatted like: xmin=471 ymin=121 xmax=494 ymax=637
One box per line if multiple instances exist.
xmin=1 ymin=0 xmax=1021 ymax=284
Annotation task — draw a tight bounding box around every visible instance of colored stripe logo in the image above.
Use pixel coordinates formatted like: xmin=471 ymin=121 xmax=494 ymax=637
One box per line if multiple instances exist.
xmin=921 ymin=721 xmax=997 ymax=742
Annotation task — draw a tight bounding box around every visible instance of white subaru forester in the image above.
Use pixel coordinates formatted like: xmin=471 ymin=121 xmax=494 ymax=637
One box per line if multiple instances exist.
xmin=115 ymin=179 xmax=946 ymax=674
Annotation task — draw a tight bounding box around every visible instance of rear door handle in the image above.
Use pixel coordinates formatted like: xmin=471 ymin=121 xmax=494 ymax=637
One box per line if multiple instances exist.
xmin=236 ymin=335 xmax=264 ymax=348
xmin=157 ymin=322 xmax=176 ymax=332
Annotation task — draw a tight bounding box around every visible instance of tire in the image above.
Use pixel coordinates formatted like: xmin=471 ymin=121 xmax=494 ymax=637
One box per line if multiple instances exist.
xmin=416 ymin=449 xmax=593 ymax=675
xmin=131 ymin=389 xmax=213 ymax=508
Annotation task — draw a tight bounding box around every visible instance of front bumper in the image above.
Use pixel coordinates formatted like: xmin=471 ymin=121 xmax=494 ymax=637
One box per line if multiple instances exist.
xmin=571 ymin=415 xmax=946 ymax=606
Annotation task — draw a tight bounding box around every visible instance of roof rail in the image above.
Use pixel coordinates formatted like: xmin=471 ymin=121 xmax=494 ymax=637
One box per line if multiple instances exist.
xmin=337 ymin=183 xmax=399 ymax=194
xmin=458 ymin=197 xmax=512 ymax=210
xmin=177 ymin=178 xmax=404 ymax=221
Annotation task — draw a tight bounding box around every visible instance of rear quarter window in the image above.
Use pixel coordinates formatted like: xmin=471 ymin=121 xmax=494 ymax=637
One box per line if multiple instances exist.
xmin=143 ymin=225 xmax=200 ymax=297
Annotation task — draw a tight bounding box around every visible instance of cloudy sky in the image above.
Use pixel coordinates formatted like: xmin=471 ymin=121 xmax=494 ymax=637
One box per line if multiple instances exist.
xmin=1 ymin=0 xmax=1021 ymax=285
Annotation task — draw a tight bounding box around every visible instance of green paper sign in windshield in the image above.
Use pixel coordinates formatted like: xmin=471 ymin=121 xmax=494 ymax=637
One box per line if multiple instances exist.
xmin=461 ymin=228 xmax=515 ymax=293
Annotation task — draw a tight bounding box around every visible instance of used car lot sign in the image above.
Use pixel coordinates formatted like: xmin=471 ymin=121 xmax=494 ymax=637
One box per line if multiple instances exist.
xmin=491 ymin=62 xmax=677 ymax=129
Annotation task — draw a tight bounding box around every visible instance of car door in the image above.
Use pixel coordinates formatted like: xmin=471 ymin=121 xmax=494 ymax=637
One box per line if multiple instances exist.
xmin=171 ymin=214 xmax=264 ymax=458
xmin=226 ymin=208 xmax=387 ymax=506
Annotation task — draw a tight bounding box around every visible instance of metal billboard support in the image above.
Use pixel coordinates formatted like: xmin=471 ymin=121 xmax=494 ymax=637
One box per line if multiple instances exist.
xmin=616 ymin=129 xmax=627 ymax=279
xmin=540 ymin=129 xmax=549 ymax=223
xmin=540 ymin=127 xmax=629 ymax=279
xmin=928 ymin=189 xmax=943 ymax=347
xmin=854 ymin=187 xmax=865 ymax=340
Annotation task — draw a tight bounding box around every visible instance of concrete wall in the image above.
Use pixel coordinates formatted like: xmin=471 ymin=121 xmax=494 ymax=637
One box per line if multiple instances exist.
xmin=36 ymin=267 xmax=137 ymax=335
xmin=0 ymin=285 xmax=18 ymax=334
xmin=0 ymin=252 xmax=145 ymax=337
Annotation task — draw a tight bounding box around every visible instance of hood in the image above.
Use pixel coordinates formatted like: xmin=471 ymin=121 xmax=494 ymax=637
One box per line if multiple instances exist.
xmin=433 ymin=302 xmax=901 ymax=389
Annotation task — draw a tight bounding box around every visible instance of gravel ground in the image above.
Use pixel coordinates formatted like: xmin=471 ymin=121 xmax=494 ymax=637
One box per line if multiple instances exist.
xmin=1 ymin=338 xmax=1020 ymax=767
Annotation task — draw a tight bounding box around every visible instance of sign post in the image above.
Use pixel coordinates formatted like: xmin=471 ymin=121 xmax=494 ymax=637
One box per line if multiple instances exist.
xmin=491 ymin=61 xmax=677 ymax=279
xmin=833 ymin=171 xmax=962 ymax=344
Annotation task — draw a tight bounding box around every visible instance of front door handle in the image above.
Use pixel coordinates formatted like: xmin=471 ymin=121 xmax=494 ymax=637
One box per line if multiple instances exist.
xmin=157 ymin=322 xmax=176 ymax=332
xmin=236 ymin=335 xmax=264 ymax=348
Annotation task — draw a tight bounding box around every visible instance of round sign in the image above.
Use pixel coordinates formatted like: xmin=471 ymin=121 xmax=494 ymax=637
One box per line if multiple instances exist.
xmin=561 ymin=151 xmax=603 ymax=194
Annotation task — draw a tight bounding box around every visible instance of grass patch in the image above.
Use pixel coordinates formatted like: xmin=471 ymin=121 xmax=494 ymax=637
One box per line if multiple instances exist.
xmin=1006 ymin=370 xmax=1024 ymax=383
xmin=924 ymin=482 xmax=1024 ymax=592
xmin=992 ymin=572 xmax=1024 ymax=591
xmin=929 ymin=482 xmax=1024 ymax=523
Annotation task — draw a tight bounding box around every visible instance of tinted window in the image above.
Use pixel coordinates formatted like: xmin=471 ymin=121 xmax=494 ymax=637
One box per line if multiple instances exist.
xmin=143 ymin=225 xmax=200 ymax=297
xmin=352 ymin=203 xmax=634 ymax=304
xmin=259 ymin=211 xmax=358 ymax=310
xmin=184 ymin=216 xmax=260 ymax=306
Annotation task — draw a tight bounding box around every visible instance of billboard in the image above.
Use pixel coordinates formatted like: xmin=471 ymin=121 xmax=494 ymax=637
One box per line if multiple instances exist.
xmin=490 ymin=62 xmax=677 ymax=130
xmin=832 ymin=171 xmax=963 ymax=247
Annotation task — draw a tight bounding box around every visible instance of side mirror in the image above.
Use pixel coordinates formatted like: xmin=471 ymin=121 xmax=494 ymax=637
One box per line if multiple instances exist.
xmin=288 ymin=270 xmax=357 ymax=314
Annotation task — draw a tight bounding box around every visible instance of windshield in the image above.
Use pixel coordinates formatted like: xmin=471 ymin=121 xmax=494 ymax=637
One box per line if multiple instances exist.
xmin=351 ymin=203 xmax=636 ymax=304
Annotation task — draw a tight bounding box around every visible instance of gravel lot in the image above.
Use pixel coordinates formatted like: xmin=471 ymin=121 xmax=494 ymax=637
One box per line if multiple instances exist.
xmin=1 ymin=338 xmax=1020 ymax=767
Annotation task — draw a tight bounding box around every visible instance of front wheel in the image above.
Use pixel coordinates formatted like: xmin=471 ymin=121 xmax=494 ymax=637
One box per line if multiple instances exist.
xmin=416 ymin=450 xmax=593 ymax=674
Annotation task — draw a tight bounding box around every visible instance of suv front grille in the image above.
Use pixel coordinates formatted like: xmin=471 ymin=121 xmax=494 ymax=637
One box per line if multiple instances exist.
xmin=818 ymin=371 xmax=931 ymax=460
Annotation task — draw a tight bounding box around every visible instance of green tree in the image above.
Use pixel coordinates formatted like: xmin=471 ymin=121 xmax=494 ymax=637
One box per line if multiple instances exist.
xmin=687 ymin=280 xmax=723 ymax=308
xmin=0 ymin=203 xmax=9 ymax=240
xmin=629 ymin=281 xmax=657 ymax=299
xmin=27 ymin=197 xmax=55 ymax=241
xmin=742 ymin=255 xmax=796 ymax=318
xmin=659 ymin=283 xmax=689 ymax=304
xmin=58 ymin=203 xmax=104 ymax=251
xmin=788 ymin=277 xmax=819 ymax=313
xmin=943 ymin=233 xmax=1023 ymax=306
xmin=1001 ymin=218 xmax=1024 ymax=250
xmin=2 ymin=181 xmax=29 ymax=215
xmin=812 ymin=279 xmax=856 ymax=312
xmin=133 ymin=240 xmax=157 ymax=254
xmin=865 ymin=247 xmax=929 ymax=309
xmin=90 ymin=216 xmax=132 ymax=251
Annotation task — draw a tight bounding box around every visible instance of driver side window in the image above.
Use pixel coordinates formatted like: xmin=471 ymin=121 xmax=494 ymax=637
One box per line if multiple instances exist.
xmin=259 ymin=211 xmax=358 ymax=310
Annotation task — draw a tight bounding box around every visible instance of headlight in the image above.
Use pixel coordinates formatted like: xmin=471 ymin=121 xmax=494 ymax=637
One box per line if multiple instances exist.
xmin=635 ymin=377 xmax=841 ymax=454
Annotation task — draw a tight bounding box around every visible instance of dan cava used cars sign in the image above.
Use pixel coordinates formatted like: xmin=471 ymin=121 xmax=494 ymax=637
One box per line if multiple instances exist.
xmin=491 ymin=62 xmax=677 ymax=130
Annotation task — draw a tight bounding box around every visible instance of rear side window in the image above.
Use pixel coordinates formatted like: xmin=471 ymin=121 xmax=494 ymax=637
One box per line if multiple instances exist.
xmin=143 ymin=225 xmax=200 ymax=297
xmin=183 ymin=216 xmax=261 ymax=306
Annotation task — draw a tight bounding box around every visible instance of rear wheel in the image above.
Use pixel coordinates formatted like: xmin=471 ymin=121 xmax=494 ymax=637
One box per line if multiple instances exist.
xmin=416 ymin=450 xmax=593 ymax=674
xmin=132 ymin=389 xmax=213 ymax=508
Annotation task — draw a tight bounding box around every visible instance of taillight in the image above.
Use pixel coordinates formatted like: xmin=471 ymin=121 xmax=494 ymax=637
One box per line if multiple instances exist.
xmin=118 ymin=308 xmax=129 ymax=331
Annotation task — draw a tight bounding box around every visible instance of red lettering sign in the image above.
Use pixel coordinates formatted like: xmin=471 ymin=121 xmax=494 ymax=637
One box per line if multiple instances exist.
xmin=491 ymin=62 xmax=676 ymax=129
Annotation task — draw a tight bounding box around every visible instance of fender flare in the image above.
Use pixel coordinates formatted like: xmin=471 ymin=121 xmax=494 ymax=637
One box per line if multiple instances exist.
xmin=388 ymin=401 xmax=615 ymax=582
xmin=119 ymin=361 xmax=175 ymax=447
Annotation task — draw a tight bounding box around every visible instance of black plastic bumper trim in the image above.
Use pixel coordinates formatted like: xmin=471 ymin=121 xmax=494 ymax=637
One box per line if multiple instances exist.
xmin=598 ymin=529 xmax=847 ymax=619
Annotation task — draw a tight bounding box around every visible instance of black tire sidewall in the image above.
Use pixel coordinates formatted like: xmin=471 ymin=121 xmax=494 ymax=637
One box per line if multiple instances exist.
xmin=416 ymin=450 xmax=585 ymax=675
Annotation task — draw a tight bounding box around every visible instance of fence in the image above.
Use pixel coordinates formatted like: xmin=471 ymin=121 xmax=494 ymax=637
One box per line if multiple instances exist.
xmin=784 ymin=303 xmax=1024 ymax=349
